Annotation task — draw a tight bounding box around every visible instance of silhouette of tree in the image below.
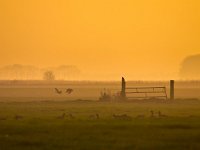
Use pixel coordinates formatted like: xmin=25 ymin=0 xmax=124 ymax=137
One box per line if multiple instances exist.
xmin=43 ymin=71 xmax=55 ymax=81
xmin=180 ymin=54 xmax=200 ymax=79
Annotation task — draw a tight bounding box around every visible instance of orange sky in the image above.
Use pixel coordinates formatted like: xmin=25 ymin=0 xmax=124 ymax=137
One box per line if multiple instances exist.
xmin=0 ymin=0 xmax=200 ymax=80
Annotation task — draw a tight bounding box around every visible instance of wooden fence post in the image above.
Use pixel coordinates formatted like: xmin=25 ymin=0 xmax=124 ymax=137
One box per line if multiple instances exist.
xmin=121 ymin=77 xmax=126 ymax=100
xmin=170 ymin=80 xmax=174 ymax=100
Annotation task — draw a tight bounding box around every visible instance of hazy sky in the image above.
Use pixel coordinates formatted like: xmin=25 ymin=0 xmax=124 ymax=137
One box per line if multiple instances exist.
xmin=0 ymin=0 xmax=200 ymax=80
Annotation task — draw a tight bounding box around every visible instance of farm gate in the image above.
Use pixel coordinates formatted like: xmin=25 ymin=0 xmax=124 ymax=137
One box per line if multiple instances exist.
xmin=120 ymin=77 xmax=174 ymax=100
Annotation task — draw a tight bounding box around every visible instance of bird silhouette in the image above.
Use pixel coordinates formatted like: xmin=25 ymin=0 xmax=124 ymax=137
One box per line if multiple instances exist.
xmin=55 ymin=88 xmax=62 ymax=94
xmin=66 ymin=88 xmax=73 ymax=94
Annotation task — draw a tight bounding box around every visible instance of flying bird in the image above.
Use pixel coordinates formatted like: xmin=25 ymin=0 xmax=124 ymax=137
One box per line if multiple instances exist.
xmin=55 ymin=88 xmax=62 ymax=94
xmin=66 ymin=88 xmax=73 ymax=94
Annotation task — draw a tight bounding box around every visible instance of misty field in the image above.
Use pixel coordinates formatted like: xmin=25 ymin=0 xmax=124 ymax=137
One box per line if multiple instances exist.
xmin=1 ymin=81 xmax=200 ymax=150
xmin=0 ymin=80 xmax=200 ymax=101
xmin=1 ymin=100 xmax=200 ymax=150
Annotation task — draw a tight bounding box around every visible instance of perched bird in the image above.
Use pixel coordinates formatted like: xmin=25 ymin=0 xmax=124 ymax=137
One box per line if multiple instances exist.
xmin=55 ymin=88 xmax=62 ymax=94
xmin=66 ymin=88 xmax=73 ymax=94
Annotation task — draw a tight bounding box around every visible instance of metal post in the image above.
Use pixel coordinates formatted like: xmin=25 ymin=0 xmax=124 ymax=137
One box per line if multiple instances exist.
xmin=121 ymin=77 xmax=126 ymax=100
xmin=170 ymin=80 xmax=174 ymax=100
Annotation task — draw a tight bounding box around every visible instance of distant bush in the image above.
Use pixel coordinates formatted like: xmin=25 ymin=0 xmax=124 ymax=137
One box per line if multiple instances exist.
xmin=99 ymin=89 xmax=121 ymax=101
xmin=180 ymin=54 xmax=200 ymax=80
xmin=99 ymin=89 xmax=112 ymax=101
xmin=43 ymin=71 xmax=55 ymax=81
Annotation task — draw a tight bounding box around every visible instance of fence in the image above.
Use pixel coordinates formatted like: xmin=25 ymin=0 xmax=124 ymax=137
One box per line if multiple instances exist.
xmin=121 ymin=77 xmax=174 ymax=100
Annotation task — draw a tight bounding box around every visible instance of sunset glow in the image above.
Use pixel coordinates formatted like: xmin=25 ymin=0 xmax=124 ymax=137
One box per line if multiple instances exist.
xmin=1 ymin=0 xmax=200 ymax=80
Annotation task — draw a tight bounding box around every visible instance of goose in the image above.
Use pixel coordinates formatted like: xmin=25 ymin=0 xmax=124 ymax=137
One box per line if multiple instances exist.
xmin=56 ymin=113 xmax=66 ymax=119
xmin=66 ymin=88 xmax=73 ymax=94
xmin=67 ymin=113 xmax=75 ymax=119
xmin=158 ymin=111 xmax=168 ymax=118
xmin=55 ymin=88 xmax=62 ymax=94
xmin=113 ymin=114 xmax=132 ymax=120
xmin=14 ymin=115 xmax=23 ymax=120
xmin=89 ymin=114 xmax=100 ymax=120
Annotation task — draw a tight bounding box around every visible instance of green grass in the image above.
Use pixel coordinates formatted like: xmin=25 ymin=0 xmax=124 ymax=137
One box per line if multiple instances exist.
xmin=1 ymin=100 xmax=200 ymax=150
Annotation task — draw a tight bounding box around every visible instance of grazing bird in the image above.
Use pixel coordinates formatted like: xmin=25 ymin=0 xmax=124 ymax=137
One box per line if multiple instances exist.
xmin=113 ymin=114 xmax=132 ymax=120
xmin=150 ymin=110 xmax=155 ymax=118
xmin=57 ymin=113 xmax=66 ymax=119
xmin=55 ymin=88 xmax=62 ymax=94
xmin=0 ymin=117 xmax=7 ymax=121
xmin=135 ymin=114 xmax=145 ymax=119
xmin=89 ymin=114 xmax=100 ymax=120
xmin=67 ymin=113 xmax=75 ymax=119
xmin=14 ymin=115 xmax=23 ymax=120
xmin=158 ymin=111 xmax=167 ymax=118
xmin=188 ymin=115 xmax=196 ymax=118
xmin=66 ymin=88 xmax=73 ymax=94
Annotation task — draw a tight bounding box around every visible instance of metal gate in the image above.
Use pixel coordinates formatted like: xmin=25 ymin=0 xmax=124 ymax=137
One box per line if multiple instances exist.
xmin=121 ymin=77 xmax=169 ymax=100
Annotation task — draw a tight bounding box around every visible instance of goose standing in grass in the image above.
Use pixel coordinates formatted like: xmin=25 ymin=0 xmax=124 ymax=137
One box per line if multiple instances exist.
xmin=57 ymin=113 xmax=66 ymax=119
xmin=113 ymin=114 xmax=132 ymax=120
xmin=150 ymin=110 xmax=155 ymax=118
xmin=0 ymin=117 xmax=7 ymax=121
xmin=14 ymin=115 xmax=23 ymax=120
xmin=89 ymin=114 xmax=100 ymax=120
xmin=67 ymin=113 xmax=75 ymax=119
xmin=158 ymin=111 xmax=168 ymax=118
xmin=135 ymin=114 xmax=145 ymax=119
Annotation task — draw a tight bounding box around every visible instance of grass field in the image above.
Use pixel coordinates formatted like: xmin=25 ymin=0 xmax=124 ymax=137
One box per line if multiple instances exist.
xmin=1 ymin=99 xmax=200 ymax=150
